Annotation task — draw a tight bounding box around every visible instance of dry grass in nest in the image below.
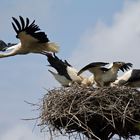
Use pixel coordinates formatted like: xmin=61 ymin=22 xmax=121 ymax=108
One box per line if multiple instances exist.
xmin=39 ymin=84 xmax=140 ymax=140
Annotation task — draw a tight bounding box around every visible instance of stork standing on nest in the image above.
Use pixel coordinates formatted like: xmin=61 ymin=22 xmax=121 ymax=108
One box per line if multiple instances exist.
xmin=45 ymin=53 xmax=92 ymax=87
xmin=78 ymin=62 xmax=132 ymax=87
xmin=0 ymin=16 xmax=59 ymax=58
xmin=112 ymin=69 xmax=140 ymax=87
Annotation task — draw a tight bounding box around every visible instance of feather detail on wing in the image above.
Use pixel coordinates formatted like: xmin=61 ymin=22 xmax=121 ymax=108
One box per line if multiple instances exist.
xmin=12 ymin=16 xmax=49 ymax=44
xmin=46 ymin=53 xmax=72 ymax=80
xmin=78 ymin=62 xmax=109 ymax=75
xmin=119 ymin=63 xmax=133 ymax=72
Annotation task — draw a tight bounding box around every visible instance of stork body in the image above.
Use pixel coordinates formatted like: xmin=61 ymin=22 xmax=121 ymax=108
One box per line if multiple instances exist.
xmin=46 ymin=53 xmax=83 ymax=87
xmin=112 ymin=69 xmax=140 ymax=87
xmin=78 ymin=62 xmax=132 ymax=87
xmin=78 ymin=62 xmax=109 ymax=87
xmin=0 ymin=16 xmax=59 ymax=58
xmin=101 ymin=62 xmax=132 ymax=86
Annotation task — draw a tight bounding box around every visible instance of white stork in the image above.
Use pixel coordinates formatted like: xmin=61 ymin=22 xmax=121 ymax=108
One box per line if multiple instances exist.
xmin=46 ymin=53 xmax=84 ymax=87
xmin=0 ymin=16 xmax=59 ymax=58
xmin=78 ymin=61 xmax=132 ymax=87
xmin=112 ymin=69 xmax=140 ymax=87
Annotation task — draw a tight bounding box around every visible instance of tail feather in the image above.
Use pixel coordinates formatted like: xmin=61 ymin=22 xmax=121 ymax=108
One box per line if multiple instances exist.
xmin=48 ymin=69 xmax=57 ymax=75
xmin=47 ymin=42 xmax=59 ymax=53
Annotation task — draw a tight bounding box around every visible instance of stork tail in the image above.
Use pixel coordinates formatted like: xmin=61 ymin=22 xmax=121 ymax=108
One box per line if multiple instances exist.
xmin=47 ymin=42 xmax=59 ymax=53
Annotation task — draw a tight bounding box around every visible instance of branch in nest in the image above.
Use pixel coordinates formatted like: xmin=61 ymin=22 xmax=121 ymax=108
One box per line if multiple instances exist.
xmin=39 ymin=84 xmax=140 ymax=140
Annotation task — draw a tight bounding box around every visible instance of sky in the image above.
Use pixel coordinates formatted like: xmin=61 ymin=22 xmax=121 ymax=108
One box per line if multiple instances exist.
xmin=0 ymin=0 xmax=140 ymax=140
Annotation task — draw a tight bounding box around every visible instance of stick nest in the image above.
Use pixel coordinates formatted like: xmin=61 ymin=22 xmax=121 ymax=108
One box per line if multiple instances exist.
xmin=40 ymin=84 xmax=140 ymax=140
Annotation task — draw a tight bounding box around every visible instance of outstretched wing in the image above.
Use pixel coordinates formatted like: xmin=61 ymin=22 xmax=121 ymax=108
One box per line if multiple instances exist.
xmin=119 ymin=63 xmax=133 ymax=72
xmin=53 ymin=53 xmax=72 ymax=66
xmin=46 ymin=53 xmax=72 ymax=80
xmin=78 ymin=62 xmax=109 ymax=75
xmin=12 ymin=16 xmax=49 ymax=44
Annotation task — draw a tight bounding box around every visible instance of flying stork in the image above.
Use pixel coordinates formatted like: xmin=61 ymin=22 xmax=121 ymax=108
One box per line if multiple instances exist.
xmin=0 ymin=16 xmax=59 ymax=58
xmin=78 ymin=61 xmax=132 ymax=87
xmin=112 ymin=69 xmax=140 ymax=87
xmin=46 ymin=53 xmax=84 ymax=87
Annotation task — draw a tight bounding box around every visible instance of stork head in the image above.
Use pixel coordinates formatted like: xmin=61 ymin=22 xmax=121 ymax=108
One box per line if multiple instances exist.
xmin=113 ymin=62 xmax=133 ymax=72
xmin=113 ymin=62 xmax=125 ymax=67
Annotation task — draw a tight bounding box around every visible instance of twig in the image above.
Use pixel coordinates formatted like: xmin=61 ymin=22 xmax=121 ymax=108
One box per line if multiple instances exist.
xmin=122 ymin=99 xmax=132 ymax=128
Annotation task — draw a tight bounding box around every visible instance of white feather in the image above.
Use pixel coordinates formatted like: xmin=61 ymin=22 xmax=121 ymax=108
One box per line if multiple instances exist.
xmin=6 ymin=43 xmax=21 ymax=51
xmin=67 ymin=66 xmax=83 ymax=83
xmin=48 ymin=70 xmax=72 ymax=86
xmin=113 ymin=70 xmax=132 ymax=85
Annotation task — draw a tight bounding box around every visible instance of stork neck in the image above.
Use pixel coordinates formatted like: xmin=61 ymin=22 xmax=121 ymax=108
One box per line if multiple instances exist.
xmin=110 ymin=66 xmax=119 ymax=73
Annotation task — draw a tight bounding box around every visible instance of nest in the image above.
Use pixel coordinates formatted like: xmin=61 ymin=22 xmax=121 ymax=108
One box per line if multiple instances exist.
xmin=39 ymin=84 xmax=140 ymax=140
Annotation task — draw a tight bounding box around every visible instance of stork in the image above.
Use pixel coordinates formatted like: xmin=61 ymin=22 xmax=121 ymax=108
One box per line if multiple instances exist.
xmin=112 ymin=69 xmax=140 ymax=87
xmin=78 ymin=61 xmax=132 ymax=87
xmin=0 ymin=16 xmax=59 ymax=58
xmin=46 ymin=53 xmax=84 ymax=87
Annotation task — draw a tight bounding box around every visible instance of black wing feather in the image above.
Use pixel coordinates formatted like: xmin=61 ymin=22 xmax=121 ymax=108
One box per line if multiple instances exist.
xmin=78 ymin=62 xmax=109 ymax=75
xmin=64 ymin=60 xmax=72 ymax=67
xmin=12 ymin=16 xmax=49 ymax=43
xmin=12 ymin=17 xmax=22 ymax=31
xmin=19 ymin=16 xmax=25 ymax=29
xmin=25 ymin=18 xmax=30 ymax=28
xmin=12 ymin=22 xmax=18 ymax=34
xmin=53 ymin=53 xmax=71 ymax=66
xmin=128 ymin=69 xmax=140 ymax=82
xmin=120 ymin=63 xmax=133 ymax=72
xmin=46 ymin=54 xmax=72 ymax=80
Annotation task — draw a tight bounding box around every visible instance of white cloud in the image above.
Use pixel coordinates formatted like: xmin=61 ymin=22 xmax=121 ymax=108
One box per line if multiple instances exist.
xmin=71 ymin=1 xmax=140 ymax=69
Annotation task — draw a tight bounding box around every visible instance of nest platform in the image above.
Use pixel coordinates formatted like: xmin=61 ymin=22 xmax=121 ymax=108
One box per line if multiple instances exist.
xmin=40 ymin=84 xmax=140 ymax=140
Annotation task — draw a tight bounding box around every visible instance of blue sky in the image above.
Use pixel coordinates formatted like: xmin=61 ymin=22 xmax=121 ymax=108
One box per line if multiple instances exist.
xmin=0 ymin=0 xmax=140 ymax=140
